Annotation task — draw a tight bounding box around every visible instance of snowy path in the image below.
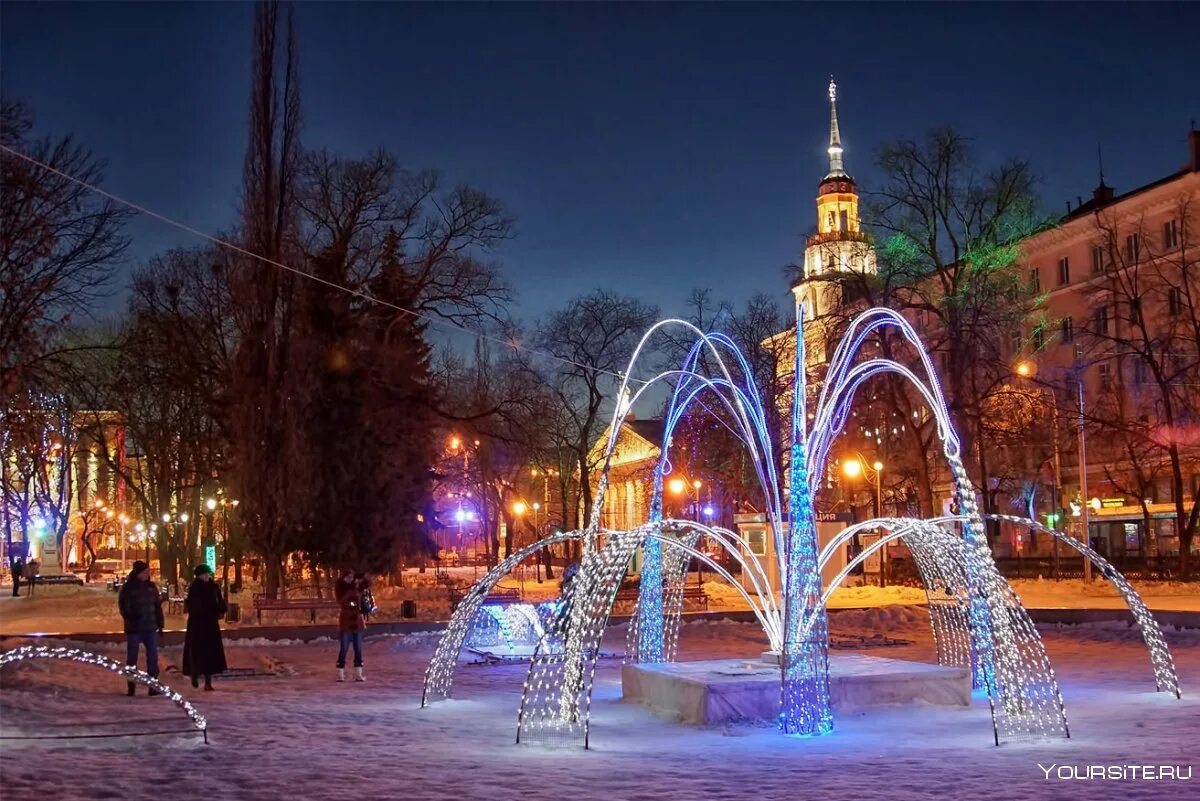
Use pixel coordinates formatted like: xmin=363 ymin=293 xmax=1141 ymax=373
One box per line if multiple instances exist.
xmin=2 ymin=608 xmax=1198 ymax=799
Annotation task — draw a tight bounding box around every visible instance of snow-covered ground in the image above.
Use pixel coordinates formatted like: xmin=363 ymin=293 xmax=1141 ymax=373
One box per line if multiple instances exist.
xmin=2 ymin=607 xmax=1197 ymax=800
xmin=3 ymin=573 xmax=1197 ymax=636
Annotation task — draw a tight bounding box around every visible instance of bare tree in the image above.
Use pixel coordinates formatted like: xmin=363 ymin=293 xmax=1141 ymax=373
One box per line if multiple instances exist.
xmin=531 ymin=290 xmax=659 ymax=534
xmin=1082 ymin=192 xmax=1199 ymax=576
xmin=862 ymin=127 xmax=1050 ymax=522
xmin=225 ymin=0 xmax=305 ymax=597
xmin=0 ymin=100 xmax=130 ymax=402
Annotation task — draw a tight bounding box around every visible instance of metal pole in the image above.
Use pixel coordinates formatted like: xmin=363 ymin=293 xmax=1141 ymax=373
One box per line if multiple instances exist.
xmin=1049 ymin=390 xmax=1063 ymax=579
xmin=1075 ymin=345 xmax=1093 ymax=582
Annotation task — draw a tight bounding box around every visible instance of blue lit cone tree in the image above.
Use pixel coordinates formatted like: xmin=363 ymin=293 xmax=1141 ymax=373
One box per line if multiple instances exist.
xmin=780 ymin=303 xmax=833 ymax=735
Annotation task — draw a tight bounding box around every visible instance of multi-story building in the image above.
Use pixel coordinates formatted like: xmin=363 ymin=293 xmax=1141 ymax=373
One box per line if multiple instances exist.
xmin=1013 ymin=130 xmax=1200 ymax=561
xmin=780 ymin=80 xmax=1200 ymax=570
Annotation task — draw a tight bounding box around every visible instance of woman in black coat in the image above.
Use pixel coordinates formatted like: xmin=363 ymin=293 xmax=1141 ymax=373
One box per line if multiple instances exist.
xmin=182 ymin=564 xmax=228 ymax=690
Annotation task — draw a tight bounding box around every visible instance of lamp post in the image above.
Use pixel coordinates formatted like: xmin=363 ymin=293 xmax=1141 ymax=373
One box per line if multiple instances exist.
xmin=134 ymin=522 xmax=146 ymax=564
xmin=843 ymin=454 xmax=886 ymax=584
xmin=1015 ymin=358 xmax=1066 ymax=578
xmin=118 ymin=514 xmax=129 ymax=573
xmin=1073 ymin=345 xmax=1093 ymax=582
xmin=532 ymin=501 xmax=542 ymax=582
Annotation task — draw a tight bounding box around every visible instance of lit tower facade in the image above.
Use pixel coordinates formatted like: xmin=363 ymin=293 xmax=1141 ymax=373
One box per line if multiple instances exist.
xmin=794 ymin=79 xmax=877 ymax=362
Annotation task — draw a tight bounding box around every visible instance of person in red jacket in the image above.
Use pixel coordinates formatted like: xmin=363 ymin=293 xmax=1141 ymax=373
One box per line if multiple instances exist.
xmin=335 ymin=568 xmax=369 ymax=682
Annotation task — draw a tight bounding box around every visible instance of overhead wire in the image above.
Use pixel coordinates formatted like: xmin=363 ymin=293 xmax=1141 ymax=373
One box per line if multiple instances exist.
xmin=0 ymin=142 xmax=648 ymax=386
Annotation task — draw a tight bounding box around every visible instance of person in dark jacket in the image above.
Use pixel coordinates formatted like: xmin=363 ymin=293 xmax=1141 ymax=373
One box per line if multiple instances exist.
xmin=117 ymin=560 xmax=164 ymax=696
xmin=182 ymin=564 xmax=228 ymax=691
xmin=9 ymin=555 xmax=23 ymax=597
xmin=334 ymin=568 xmax=369 ymax=682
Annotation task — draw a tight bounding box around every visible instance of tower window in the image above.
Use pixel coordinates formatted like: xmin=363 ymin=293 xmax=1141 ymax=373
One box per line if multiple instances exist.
xmin=1057 ymin=257 xmax=1070 ymax=286
xmin=839 ymin=209 xmax=849 ymax=232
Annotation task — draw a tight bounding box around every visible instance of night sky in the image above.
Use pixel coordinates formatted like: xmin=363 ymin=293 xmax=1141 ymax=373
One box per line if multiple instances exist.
xmin=4 ymin=2 xmax=1199 ymax=328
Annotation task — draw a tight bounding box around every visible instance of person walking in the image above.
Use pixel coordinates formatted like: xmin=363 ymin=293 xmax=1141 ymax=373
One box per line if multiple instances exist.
xmin=117 ymin=560 xmax=164 ymax=696
xmin=334 ymin=568 xmax=369 ymax=682
xmin=182 ymin=564 xmax=228 ymax=691
xmin=22 ymin=559 xmax=39 ymax=596
xmin=9 ymin=555 xmax=23 ymax=597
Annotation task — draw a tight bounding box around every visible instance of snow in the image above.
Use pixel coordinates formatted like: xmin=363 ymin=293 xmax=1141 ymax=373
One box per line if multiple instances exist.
xmin=3 ymin=607 xmax=1198 ymax=800
xmin=9 ymin=574 xmax=1195 ymax=637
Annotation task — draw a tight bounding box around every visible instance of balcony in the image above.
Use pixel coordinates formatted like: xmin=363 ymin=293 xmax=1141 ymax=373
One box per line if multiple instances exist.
xmin=805 ymin=229 xmax=875 ymax=248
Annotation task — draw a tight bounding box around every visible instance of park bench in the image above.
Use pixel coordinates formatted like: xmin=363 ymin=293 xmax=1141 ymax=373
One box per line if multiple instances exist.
xmin=252 ymin=590 xmax=340 ymax=624
xmin=448 ymin=584 xmax=522 ymax=610
xmin=613 ymin=584 xmax=708 ymax=612
xmin=166 ymin=596 xmax=186 ymax=615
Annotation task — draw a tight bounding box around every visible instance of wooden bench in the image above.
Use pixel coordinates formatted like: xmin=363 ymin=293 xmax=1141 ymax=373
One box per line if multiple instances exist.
xmin=166 ymin=596 xmax=186 ymax=615
xmin=448 ymin=585 xmax=522 ymax=610
xmin=481 ymin=587 xmax=521 ymax=605
xmin=613 ymin=584 xmax=708 ymax=611
xmin=252 ymin=592 xmax=340 ymax=623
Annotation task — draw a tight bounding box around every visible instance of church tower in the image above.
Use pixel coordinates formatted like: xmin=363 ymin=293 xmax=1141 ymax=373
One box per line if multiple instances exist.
xmin=793 ymin=79 xmax=877 ymax=360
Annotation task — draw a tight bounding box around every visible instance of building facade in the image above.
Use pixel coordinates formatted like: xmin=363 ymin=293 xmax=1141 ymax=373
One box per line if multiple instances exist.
xmin=1012 ymin=131 xmax=1200 ymax=561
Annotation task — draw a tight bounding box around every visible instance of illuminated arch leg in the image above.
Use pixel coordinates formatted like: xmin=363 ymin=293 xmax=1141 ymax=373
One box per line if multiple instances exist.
xmin=907 ymin=532 xmax=973 ymax=671
xmin=812 ymin=519 xmax=1069 ymax=744
xmin=0 ymin=645 xmax=208 ymax=737
xmin=987 ymin=513 xmax=1181 ymax=698
xmin=518 ymin=528 xmax=644 ymax=748
xmin=421 ymin=530 xmax=581 ymax=706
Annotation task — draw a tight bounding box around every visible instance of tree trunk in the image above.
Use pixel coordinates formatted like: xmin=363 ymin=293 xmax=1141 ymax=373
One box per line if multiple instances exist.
xmin=265 ymin=552 xmax=284 ymax=598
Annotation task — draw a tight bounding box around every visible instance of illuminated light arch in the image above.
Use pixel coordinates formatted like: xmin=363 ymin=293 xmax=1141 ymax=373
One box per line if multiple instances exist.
xmin=985 ymin=513 xmax=1181 ymax=698
xmin=804 ymin=517 xmax=1068 ymax=745
xmin=422 ymin=305 xmax=1171 ymax=749
xmin=800 ymin=306 xmax=1069 ymax=740
xmin=421 ymin=529 xmax=582 ymax=707
xmin=0 ymin=645 xmax=208 ymax=739
xmin=587 ymin=321 xmax=784 ymax=664
xmin=518 ymin=521 xmax=785 ymax=748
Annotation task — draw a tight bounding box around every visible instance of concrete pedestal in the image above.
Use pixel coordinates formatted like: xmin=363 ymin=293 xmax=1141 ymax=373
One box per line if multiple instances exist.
xmin=622 ymin=654 xmax=970 ymax=725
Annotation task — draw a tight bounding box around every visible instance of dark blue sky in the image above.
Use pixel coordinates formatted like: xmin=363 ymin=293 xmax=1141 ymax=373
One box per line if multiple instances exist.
xmin=4 ymin=2 xmax=1199 ymax=326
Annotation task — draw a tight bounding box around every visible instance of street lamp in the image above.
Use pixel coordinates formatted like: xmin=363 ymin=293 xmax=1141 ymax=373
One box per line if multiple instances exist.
xmin=842 ymin=454 xmax=885 ymax=585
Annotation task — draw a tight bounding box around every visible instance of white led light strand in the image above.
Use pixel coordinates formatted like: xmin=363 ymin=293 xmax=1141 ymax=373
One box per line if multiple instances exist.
xmin=0 ymin=645 xmax=208 ymax=734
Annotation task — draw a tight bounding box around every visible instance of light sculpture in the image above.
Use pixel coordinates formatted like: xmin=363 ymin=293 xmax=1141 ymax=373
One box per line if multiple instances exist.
xmin=0 ymin=645 xmax=208 ymax=740
xmin=422 ymin=305 xmax=1180 ymax=749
